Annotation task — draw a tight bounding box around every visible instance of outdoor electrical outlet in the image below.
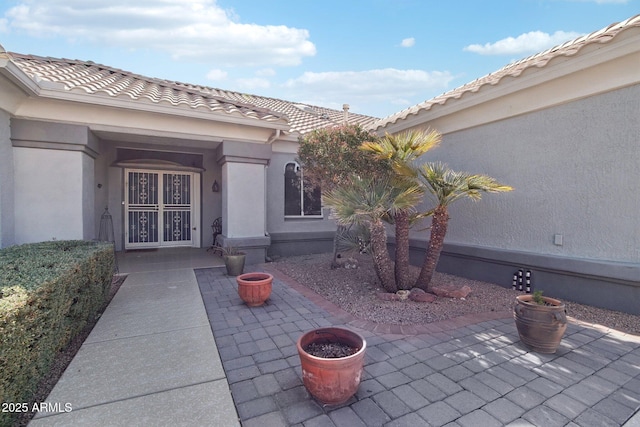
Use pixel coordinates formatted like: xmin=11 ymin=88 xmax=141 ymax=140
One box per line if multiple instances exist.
xmin=554 ymin=234 xmax=563 ymax=246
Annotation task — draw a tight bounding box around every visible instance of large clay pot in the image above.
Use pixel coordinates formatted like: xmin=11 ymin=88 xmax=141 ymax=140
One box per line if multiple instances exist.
xmin=236 ymin=272 xmax=272 ymax=307
xmin=296 ymin=327 xmax=366 ymax=405
xmin=514 ymin=294 xmax=567 ymax=354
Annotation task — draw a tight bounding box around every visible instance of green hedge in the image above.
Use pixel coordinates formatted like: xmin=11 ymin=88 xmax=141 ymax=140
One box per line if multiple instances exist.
xmin=0 ymin=240 xmax=114 ymax=427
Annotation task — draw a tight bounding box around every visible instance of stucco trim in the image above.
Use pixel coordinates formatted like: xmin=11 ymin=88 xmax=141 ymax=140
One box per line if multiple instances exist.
xmin=111 ymin=159 xmax=205 ymax=173
xmin=438 ymin=243 xmax=640 ymax=284
xmin=216 ymin=140 xmax=272 ymax=166
xmin=12 ymin=139 xmax=99 ymax=159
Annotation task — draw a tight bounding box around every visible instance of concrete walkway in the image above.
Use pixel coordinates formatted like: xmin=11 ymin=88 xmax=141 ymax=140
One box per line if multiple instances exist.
xmin=30 ymin=250 xmax=239 ymax=426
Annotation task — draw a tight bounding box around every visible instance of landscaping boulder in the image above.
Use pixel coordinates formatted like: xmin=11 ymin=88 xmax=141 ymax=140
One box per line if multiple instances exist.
xmin=431 ymin=285 xmax=472 ymax=299
xmin=409 ymin=288 xmax=437 ymax=303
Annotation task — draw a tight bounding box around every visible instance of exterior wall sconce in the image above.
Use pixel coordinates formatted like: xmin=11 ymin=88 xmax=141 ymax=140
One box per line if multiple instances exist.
xmin=212 ymin=180 xmax=220 ymax=192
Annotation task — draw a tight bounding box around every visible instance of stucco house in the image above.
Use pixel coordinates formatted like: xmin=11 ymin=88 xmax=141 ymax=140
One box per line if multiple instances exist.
xmin=0 ymin=45 xmax=376 ymax=265
xmin=1 ymin=15 xmax=638 ymax=314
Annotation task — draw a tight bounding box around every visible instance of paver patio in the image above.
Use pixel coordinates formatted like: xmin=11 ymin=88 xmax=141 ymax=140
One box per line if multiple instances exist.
xmin=197 ymin=266 xmax=640 ymax=427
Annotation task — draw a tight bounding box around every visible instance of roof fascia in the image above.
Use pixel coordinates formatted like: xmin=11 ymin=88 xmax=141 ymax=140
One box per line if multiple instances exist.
xmin=33 ymin=86 xmax=291 ymax=132
xmin=0 ymin=57 xmax=40 ymax=96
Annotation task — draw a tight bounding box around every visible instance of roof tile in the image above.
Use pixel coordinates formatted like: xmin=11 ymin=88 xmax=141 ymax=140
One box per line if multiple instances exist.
xmin=8 ymin=53 xmax=376 ymax=135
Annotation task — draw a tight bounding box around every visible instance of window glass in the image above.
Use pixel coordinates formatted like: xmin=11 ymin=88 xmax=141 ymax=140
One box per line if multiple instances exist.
xmin=284 ymin=162 xmax=321 ymax=217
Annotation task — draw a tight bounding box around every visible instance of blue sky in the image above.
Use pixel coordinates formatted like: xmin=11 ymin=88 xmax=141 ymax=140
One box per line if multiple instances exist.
xmin=0 ymin=0 xmax=637 ymax=118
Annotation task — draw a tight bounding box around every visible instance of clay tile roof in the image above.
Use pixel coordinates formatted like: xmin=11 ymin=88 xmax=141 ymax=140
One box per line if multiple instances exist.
xmin=8 ymin=53 xmax=377 ymax=135
xmin=372 ymin=14 xmax=640 ymax=131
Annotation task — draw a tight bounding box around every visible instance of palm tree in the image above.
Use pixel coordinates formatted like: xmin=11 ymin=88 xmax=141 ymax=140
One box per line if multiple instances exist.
xmin=361 ymin=130 xmax=441 ymax=290
xmin=323 ymin=177 xmax=423 ymax=292
xmin=412 ymin=162 xmax=513 ymax=291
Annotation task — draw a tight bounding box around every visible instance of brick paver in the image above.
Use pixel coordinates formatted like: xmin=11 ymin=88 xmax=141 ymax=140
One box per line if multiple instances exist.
xmin=196 ymin=267 xmax=640 ymax=426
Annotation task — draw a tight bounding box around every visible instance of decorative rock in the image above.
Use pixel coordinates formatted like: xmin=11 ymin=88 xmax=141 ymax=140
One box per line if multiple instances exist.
xmin=396 ymin=290 xmax=410 ymax=300
xmin=342 ymin=258 xmax=359 ymax=269
xmin=431 ymin=285 xmax=472 ymax=299
xmin=408 ymin=288 xmax=437 ymax=303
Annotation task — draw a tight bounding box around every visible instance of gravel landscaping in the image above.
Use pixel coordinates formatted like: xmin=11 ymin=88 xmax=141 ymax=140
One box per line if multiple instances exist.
xmin=270 ymin=252 xmax=640 ymax=335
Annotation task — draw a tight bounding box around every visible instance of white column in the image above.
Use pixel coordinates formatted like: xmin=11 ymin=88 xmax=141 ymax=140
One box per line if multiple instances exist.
xmin=216 ymin=140 xmax=272 ymax=264
xmin=222 ymin=162 xmax=266 ymax=238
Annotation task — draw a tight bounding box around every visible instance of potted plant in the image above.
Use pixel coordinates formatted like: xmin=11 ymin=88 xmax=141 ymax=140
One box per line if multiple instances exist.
xmin=514 ymin=290 xmax=567 ymax=354
xmin=213 ymin=245 xmax=246 ymax=276
xmin=236 ymin=272 xmax=273 ymax=307
xmin=296 ymin=327 xmax=366 ymax=405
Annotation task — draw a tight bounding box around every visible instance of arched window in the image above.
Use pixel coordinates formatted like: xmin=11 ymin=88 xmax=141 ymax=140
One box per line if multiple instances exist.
xmin=284 ymin=162 xmax=322 ymax=217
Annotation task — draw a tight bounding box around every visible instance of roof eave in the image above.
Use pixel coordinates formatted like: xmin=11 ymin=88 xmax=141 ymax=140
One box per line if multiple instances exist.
xmin=0 ymin=56 xmax=41 ymax=96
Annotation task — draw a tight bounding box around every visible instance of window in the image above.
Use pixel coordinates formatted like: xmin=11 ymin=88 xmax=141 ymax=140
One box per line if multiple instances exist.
xmin=284 ymin=162 xmax=322 ymax=217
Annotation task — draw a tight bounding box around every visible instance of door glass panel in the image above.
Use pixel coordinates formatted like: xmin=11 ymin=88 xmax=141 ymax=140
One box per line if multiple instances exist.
xmin=162 ymin=173 xmax=191 ymax=243
xmin=128 ymin=211 xmax=159 ymax=243
xmin=129 ymin=172 xmax=158 ymax=205
xmin=128 ymin=172 xmax=159 ymax=244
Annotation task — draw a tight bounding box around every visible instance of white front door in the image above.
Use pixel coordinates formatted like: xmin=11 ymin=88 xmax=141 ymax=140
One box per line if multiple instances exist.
xmin=125 ymin=169 xmax=198 ymax=249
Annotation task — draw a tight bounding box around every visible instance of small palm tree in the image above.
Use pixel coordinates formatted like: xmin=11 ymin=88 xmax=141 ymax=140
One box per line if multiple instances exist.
xmin=413 ymin=162 xmax=513 ymax=290
xmin=323 ymin=177 xmax=423 ymax=292
xmin=361 ymin=130 xmax=441 ymax=290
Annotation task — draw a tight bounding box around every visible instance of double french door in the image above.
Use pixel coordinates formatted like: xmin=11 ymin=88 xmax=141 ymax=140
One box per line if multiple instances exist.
xmin=125 ymin=169 xmax=198 ymax=249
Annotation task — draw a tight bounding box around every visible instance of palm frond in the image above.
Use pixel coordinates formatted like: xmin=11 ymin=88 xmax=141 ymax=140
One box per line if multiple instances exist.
xmin=335 ymin=224 xmax=371 ymax=255
xmin=324 ymin=177 xmax=422 ymax=225
xmin=417 ymin=162 xmax=513 ymax=206
xmin=361 ymin=129 xmax=442 ymax=165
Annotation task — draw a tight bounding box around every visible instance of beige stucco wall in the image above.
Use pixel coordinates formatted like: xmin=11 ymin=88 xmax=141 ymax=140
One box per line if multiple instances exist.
xmin=10 ymin=119 xmax=98 ymax=245
xmin=13 ymin=147 xmax=92 ymax=243
xmin=0 ymin=109 xmax=14 ymax=247
xmin=266 ymin=151 xmax=336 ymax=235
xmin=407 ymin=84 xmax=640 ymax=264
xmin=222 ymin=162 xmax=266 ymax=238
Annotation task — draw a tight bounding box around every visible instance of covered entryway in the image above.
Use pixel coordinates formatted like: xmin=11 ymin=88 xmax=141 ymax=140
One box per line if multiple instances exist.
xmin=124 ymin=169 xmax=200 ymax=249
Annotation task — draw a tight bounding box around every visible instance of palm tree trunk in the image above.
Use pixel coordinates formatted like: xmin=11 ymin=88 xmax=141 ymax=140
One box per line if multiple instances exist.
xmin=368 ymin=219 xmax=397 ymax=292
xmin=415 ymin=205 xmax=449 ymax=291
xmin=330 ymin=225 xmax=346 ymax=269
xmin=394 ymin=211 xmax=412 ymax=290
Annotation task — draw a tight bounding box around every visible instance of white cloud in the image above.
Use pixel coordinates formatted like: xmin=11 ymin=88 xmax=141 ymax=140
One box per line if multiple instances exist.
xmin=282 ymin=68 xmax=453 ymax=116
xmin=3 ymin=0 xmax=316 ymax=67
xmin=0 ymin=18 xmax=8 ymax=34
xmin=255 ymin=68 xmax=276 ymax=77
xmin=400 ymin=37 xmax=415 ymax=48
xmin=235 ymin=77 xmax=271 ymax=90
xmin=206 ymin=69 xmax=228 ymax=81
xmin=464 ymin=30 xmax=583 ymax=55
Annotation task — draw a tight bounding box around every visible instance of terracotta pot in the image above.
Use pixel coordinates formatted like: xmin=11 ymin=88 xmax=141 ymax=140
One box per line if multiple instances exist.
xmin=296 ymin=327 xmax=366 ymax=405
xmin=236 ymin=272 xmax=272 ymax=307
xmin=224 ymin=254 xmax=245 ymax=276
xmin=514 ymin=294 xmax=567 ymax=354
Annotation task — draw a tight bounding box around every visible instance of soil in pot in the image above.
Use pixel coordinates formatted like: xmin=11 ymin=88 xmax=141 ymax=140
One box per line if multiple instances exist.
xmin=304 ymin=342 xmax=359 ymax=358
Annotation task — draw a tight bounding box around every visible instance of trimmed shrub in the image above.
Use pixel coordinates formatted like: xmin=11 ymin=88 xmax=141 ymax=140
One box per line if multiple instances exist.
xmin=0 ymin=240 xmax=114 ymax=426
